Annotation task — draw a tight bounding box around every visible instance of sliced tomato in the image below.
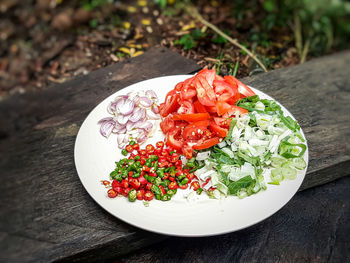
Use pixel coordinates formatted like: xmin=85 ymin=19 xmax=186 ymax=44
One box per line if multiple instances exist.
xmin=166 ymin=132 xmax=183 ymax=152
xmin=193 ymin=100 xmax=207 ymax=113
xmin=183 ymin=120 xmax=209 ymax=140
xmin=180 ymin=77 xmax=197 ymax=100
xmin=159 ymin=91 xmax=180 ymax=117
xmin=177 ymin=100 xmax=195 ymax=114
xmin=198 ymin=68 xmax=216 ymax=86
xmin=215 ymin=75 xmax=225 ymax=81
xmin=194 ymin=76 xmax=215 ymax=106
xmin=173 ymin=113 xmax=210 ymax=122
xmin=182 ymin=143 xmax=193 ymax=159
xmin=205 ymin=105 xmax=217 ymax=113
xmin=213 ymin=80 xmax=240 ymax=104
xmin=224 ymin=75 xmax=255 ymax=98
xmin=160 ymin=114 xmax=175 ymax=134
xmin=198 ymin=75 xmax=216 ymax=101
xmin=214 ymin=117 xmax=231 ymax=128
xmin=175 ymin=81 xmax=183 ymax=91
xmin=193 ymin=137 xmax=221 ymax=150
xmin=223 ymin=105 xmax=248 ymax=118
xmin=215 ymin=101 xmax=232 ymax=116
xmin=209 ymin=121 xmax=228 ymax=138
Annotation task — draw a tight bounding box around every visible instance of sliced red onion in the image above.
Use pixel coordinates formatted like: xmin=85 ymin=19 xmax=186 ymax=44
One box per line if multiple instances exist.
xmin=137 ymin=131 xmax=147 ymax=143
xmin=126 ymin=121 xmax=136 ymax=131
xmin=130 ymin=107 xmax=145 ymax=122
xmin=107 ymin=96 xmax=127 ymax=115
xmin=117 ymin=98 xmax=134 ymax=115
xmin=151 ymin=104 xmax=159 ymax=114
xmin=138 ymin=122 xmax=153 ymax=132
xmin=146 ymin=110 xmax=161 ymax=120
xmin=146 ymin=90 xmax=158 ymax=101
xmin=99 ymin=118 xmax=116 ymax=138
xmin=117 ymin=133 xmax=127 ymax=145
xmin=139 ymin=96 xmax=153 ymax=108
xmin=117 ymin=114 xmax=129 ymax=125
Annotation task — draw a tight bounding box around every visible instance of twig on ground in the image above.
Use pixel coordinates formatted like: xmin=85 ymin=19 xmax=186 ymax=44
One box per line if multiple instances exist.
xmin=186 ymin=6 xmax=268 ymax=72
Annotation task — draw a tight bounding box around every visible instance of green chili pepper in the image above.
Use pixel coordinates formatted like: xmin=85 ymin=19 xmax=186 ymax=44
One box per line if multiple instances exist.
xmin=145 ymin=159 xmax=152 ymax=167
xmin=181 ymin=178 xmax=189 ymax=185
xmin=161 ymin=194 xmax=171 ymax=201
xmin=129 ymin=140 xmax=136 ymax=146
xmin=156 ymin=169 xmax=165 ymax=179
xmin=167 ymin=189 xmax=177 ymax=196
xmin=131 ymin=172 xmax=140 ymax=178
xmin=170 ymin=151 xmax=175 ymax=155
xmin=121 ymin=171 xmax=128 ymax=179
xmin=164 ymin=167 xmax=170 ymax=173
xmin=151 ymin=185 xmax=162 ymax=195
xmin=177 ymin=175 xmax=186 ymax=181
xmin=128 ymin=189 xmax=137 ymax=202
xmin=153 ymin=160 xmax=158 ymax=170
xmin=154 ymin=177 xmax=162 ymax=186
xmin=159 ymin=179 xmax=170 ymax=187
xmin=155 ymin=194 xmax=162 ymax=200
xmin=196 ymin=188 xmax=203 ymax=195
xmin=134 ymin=155 xmax=140 ymax=161
xmin=127 ymin=159 xmax=135 ymax=166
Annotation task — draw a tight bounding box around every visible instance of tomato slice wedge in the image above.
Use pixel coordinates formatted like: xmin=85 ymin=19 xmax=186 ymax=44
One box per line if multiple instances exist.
xmin=209 ymin=121 xmax=228 ymax=138
xmin=175 ymin=82 xmax=183 ymax=91
xmin=223 ymin=105 xmax=248 ymax=118
xmin=177 ymin=100 xmax=195 ymax=114
xmin=194 ymin=76 xmax=216 ymax=106
xmin=214 ymin=117 xmax=231 ymax=127
xmin=197 ymin=68 xmax=216 ymax=86
xmin=193 ymin=137 xmax=221 ymax=150
xmin=205 ymin=105 xmax=217 ymax=113
xmin=173 ymin=113 xmax=210 ymax=122
xmin=193 ymin=100 xmax=207 ymax=113
xmin=215 ymin=101 xmax=232 ymax=116
xmin=183 ymin=120 xmax=209 ymax=140
xmin=159 ymin=91 xmax=180 ymax=117
xmin=160 ymin=114 xmax=175 ymax=134
xmin=224 ymin=75 xmax=255 ymax=98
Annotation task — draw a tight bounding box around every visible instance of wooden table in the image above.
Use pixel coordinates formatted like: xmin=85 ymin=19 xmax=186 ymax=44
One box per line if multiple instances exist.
xmin=0 ymin=48 xmax=349 ymax=262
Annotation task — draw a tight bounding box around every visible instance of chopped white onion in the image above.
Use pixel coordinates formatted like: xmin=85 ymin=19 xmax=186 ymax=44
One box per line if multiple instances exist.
xmin=196 ymin=151 xmax=211 ymax=161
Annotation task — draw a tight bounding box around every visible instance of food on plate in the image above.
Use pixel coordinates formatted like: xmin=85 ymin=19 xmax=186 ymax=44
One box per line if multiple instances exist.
xmin=159 ymin=69 xmax=253 ymax=159
xmin=100 ymin=69 xmax=307 ymax=203
xmin=98 ymin=90 xmax=161 ymax=148
xmin=103 ymin=140 xmax=202 ymax=202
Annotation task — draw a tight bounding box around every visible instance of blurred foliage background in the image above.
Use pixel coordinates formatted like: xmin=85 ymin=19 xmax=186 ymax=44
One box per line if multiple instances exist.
xmin=0 ymin=0 xmax=349 ymax=99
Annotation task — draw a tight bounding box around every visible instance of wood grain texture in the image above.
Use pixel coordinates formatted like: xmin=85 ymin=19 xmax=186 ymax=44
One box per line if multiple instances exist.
xmin=115 ymin=176 xmax=350 ymax=263
xmin=0 ymin=48 xmax=201 ymax=263
xmin=242 ymin=51 xmax=350 ymax=190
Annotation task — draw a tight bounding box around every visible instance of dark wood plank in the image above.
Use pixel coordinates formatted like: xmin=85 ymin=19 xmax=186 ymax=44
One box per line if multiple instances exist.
xmin=115 ymin=176 xmax=350 ymax=263
xmin=0 ymin=48 xmax=201 ymax=263
xmin=242 ymin=51 xmax=350 ymax=190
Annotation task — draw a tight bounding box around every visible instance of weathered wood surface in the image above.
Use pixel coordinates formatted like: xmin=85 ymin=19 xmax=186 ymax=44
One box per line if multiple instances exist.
xmin=117 ymin=176 xmax=350 ymax=263
xmin=0 ymin=48 xmax=349 ymax=262
xmin=0 ymin=48 xmax=201 ymax=263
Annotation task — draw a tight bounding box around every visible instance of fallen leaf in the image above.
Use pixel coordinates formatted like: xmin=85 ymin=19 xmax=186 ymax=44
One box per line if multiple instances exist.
xmin=119 ymin=47 xmax=131 ymax=55
xmin=141 ymin=19 xmax=151 ymax=26
xmin=123 ymin=21 xmax=131 ymax=29
xmin=127 ymin=6 xmax=136 ymax=13
xmin=138 ymin=0 xmax=147 ymax=7
xmin=181 ymin=21 xmax=196 ymax=31
xmin=131 ymin=51 xmax=144 ymax=57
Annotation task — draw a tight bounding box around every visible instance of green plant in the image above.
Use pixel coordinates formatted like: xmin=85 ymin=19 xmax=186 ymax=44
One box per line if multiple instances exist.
xmin=174 ymin=29 xmax=206 ymax=50
xmin=82 ymin=0 xmax=110 ymax=10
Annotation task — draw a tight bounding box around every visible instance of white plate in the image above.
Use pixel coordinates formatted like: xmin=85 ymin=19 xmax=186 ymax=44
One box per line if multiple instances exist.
xmin=74 ymin=75 xmax=308 ymax=236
